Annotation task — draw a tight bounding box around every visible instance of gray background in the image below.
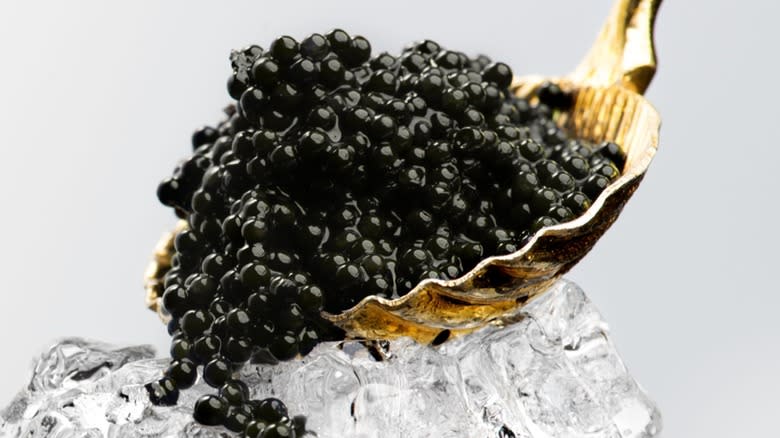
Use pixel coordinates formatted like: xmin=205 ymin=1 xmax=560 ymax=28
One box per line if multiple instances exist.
xmin=0 ymin=1 xmax=777 ymax=436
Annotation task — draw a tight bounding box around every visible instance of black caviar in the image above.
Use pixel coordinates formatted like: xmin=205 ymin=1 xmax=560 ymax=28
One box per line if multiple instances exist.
xmin=149 ymin=29 xmax=625 ymax=435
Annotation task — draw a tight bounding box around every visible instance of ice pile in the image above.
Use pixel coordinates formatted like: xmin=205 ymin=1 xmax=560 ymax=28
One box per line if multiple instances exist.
xmin=0 ymin=279 xmax=661 ymax=437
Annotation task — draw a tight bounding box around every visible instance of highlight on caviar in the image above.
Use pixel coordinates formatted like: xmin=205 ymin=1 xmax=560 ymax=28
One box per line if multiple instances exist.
xmin=151 ymin=29 xmax=625 ymax=435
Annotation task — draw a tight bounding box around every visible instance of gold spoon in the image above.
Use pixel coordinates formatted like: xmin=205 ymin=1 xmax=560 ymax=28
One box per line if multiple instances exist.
xmin=145 ymin=0 xmax=662 ymax=344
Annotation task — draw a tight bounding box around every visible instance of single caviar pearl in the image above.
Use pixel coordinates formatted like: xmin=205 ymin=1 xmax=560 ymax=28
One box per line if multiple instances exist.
xmin=270 ymin=332 xmax=299 ymax=360
xmin=227 ymin=74 xmax=249 ymax=100
xmin=288 ymin=57 xmax=319 ymax=85
xmin=429 ymin=112 xmax=453 ymax=138
xmin=452 ymin=127 xmax=485 ymax=153
xmin=518 ymin=138 xmax=544 ymax=161
xmin=319 ymin=57 xmax=346 ymax=87
xmin=511 ymin=171 xmax=540 ymax=201
xmin=201 ymin=253 xmax=229 ymax=279
xmin=240 ymin=263 xmax=271 ymax=289
xmin=192 ymin=334 xmax=222 ymax=364
xmin=424 ymin=236 xmax=450 ymax=258
xmin=530 ymin=216 xmax=559 ymax=233
xmin=442 ymin=87 xmax=468 ymax=113
xmin=597 ymin=141 xmax=626 ymax=170
xmin=167 ymin=319 xmax=181 ymax=336
xmin=224 ymin=337 xmax=253 ymax=364
xmin=271 ymin=82 xmax=303 ymax=112
xmin=186 ymin=274 xmax=219 ymax=307
xmin=434 ymin=50 xmax=463 ymax=69
xmin=210 ymin=315 xmax=228 ymax=339
xmin=461 ymin=82 xmax=486 ymax=107
xmin=220 ymin=379 xmax=250 ymax=406
xmin=401 ymin=52 xmax=427 ymax=72
xmin=277 ymin=304 xmax=306 ymax=330
xmin=162 ymin=285 xmax=190 ymax=318
xmin=226 ymin=308 xmax=252 ymax=335
xmin=356 ymin=214 xmax=383 ymax=238
xmin=333 ymin=263 xmax=362 ymax=289
xmin=270 ymin=275 xmax=300 ymax=297
xmin=300 ymin=33 xmax=330 ymax=60
xmin=398 ymin=165 xmax=426 ymax=189
xmin=204 ymin=356 xmax=233 ymax=388
xmin=297 ymin=285 xmax=324 ymax=313
xmin=548 ymin=205 xmax=575 ymax=222
xmin=482 ymin=62 xmax=513 ymax=89
xmin=583 ymin=174 xmax=611 ymax=199
xmin=531 ymin=187 xmax=559 ymax=214
xmin=269 ymin=36 xmax=299 ymax=64
xmin=446 ymin=256 xmax=467 ymax=275
xmin=241 ymin=219 xmax=269 ymax=243
xmin=459 ymin=107 xmax=485 ymax=127
xmin=246 ymin=291 xmax=272 ymax=318
xmin=191 ymin=189 xmax=220 ymax=215
xmin=365 ymin=70 xmax=398 ymax=94
xmin=497 ymin=241 xmax=520 ymax=254
xmin=399 ymin=248 xmax=429 ymax=274
xmin=239 ymin=87 xmax=265 ymax=121
xmin=224 ymin=404 xmax=254 ymax=432
xmin=261 ymin=422 xmax=297 ymax=438
xmin=467 ymin=214 xmax=496 ymax=240
xmin=562 ymin=154 xmax=590 ymax=178
xmin=482 ymin=83 xmax=503 ymax=111
xmin=405 ymin=209 xmax=435 ymax=237
xmin=399 ymin=73 xmax=419 ymax=93
xmin=257 ymin=398 xmax=289 ymax=422
xmin=250 ymin=321 xmax=276 ymax=348
xmin=423 ymin=182 xmax=451 ymax=210
xmin=349 ymin=238 xmax=377 ymax=259
xmin=326 ymin=28 xmax=350 ymax=51
xmin=170 ymin=337 xmax=191 ymax=361
xmin=418 ymin=75 xmax=446 ymax=105
xmin=342 ymin=106 xmax=372 ymax=132
xmin=252 ymin=129 xmax=278 ymax=154
xmin=536 ymin=81 xmax=572 ymax=109
xmin=166 ymin=358 xmax=197 ymax=389
xmin=410 ymin=118 xmax=432 ymax=144
xmin=156 ymin=178 xmax=182 ymax=208
xmin=215 ymin=270 xmax=243 ymax=304
xmin=535 ymin=159 xmax=561 ymax=182
xmin=306 ymin=108 xmax=336 ymax=131
xmin=446 ymin=194 xmax=469 ymax=222
xmin=358 ymin=254 xmax=386 ymax=276
xmin=405 ymin=93 xmax=427 ymax=116
xmin=198 ymin=217 xmax=224 ymax=245
xmin=180 ymin=309 xmax=214 ymax=338
xmin=173 ymin=229 xmax=202 ymax=254
xmin=369 ymin=114 xmax=396 ymax=140
xmin=146 ymin=377 xmax=179 ymax=406
xmin=593 ymin=161 xmax=620 ymax=181
xmin=343 ymin=35 xmax=371 ymax=67
xmin=192 ymin=126 xmax=218 ymax=149
xmin=549 ymin=171 xmax=576 ymax=192
xmin=562 ymin=191 xmax=592 ymax=214
xmin=413 ymin=39 xmax=440 ymax=54
xmin=193 ymin=394 xmax=229 ymax=426
xmin=298 ymin=328 xmax=321 ymax=355
xmin=245 ymin=419 xmax=270 ymax=438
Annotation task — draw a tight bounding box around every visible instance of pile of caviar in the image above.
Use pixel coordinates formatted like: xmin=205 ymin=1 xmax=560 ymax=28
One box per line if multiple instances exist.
xmin=150 ymin=29 xmax=625 ymax=435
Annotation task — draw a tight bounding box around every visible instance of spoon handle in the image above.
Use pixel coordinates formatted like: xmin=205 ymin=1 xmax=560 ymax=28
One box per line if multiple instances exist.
xmin=572 ymin=0 xmax=662 ymax=95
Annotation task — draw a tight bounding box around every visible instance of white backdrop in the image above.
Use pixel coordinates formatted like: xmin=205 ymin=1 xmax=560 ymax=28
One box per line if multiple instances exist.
xmin=1 ymin=1 xmax=778 ymax=436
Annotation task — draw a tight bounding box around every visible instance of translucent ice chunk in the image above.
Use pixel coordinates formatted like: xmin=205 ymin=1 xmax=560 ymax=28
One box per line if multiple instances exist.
xmin=0 ymin=279 xmax=661 ymax=438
